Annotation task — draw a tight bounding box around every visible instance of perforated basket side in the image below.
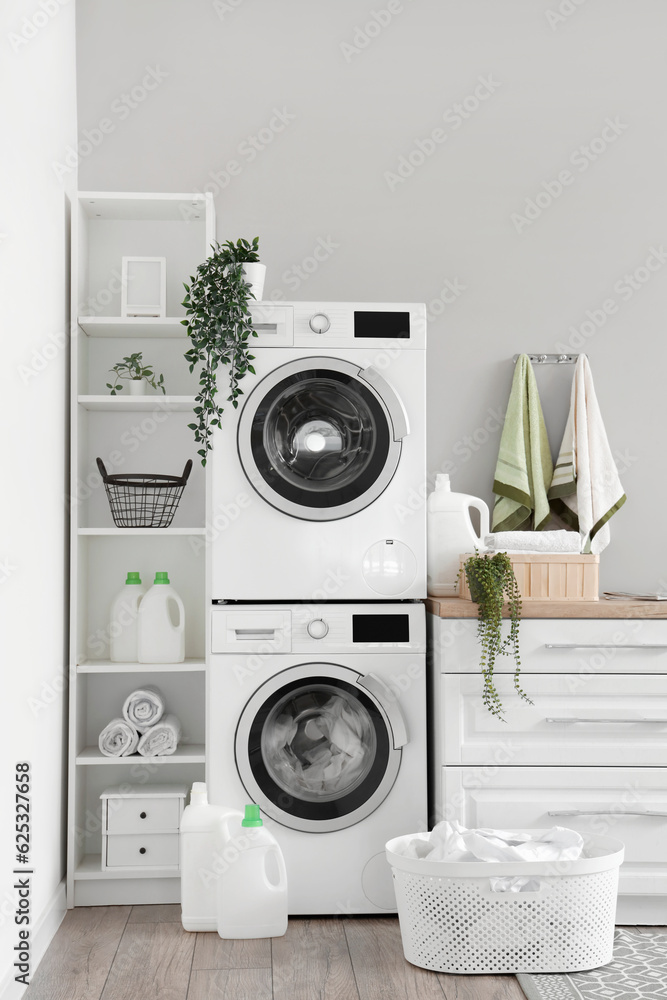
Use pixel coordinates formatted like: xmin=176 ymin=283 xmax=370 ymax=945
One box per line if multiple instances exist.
xmin=392 ymin=867 xmax=619 ymax=975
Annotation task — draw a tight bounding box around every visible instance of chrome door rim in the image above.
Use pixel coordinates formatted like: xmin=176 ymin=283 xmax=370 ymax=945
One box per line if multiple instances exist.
xmin=235 ymin=662 xmax=403 ymax=833
xmin=237 ymin=357 xmax=404 ymax=521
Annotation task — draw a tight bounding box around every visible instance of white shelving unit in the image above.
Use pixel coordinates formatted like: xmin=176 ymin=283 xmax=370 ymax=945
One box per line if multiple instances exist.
xmin=67 ymin=191 xmax=215 ymax=907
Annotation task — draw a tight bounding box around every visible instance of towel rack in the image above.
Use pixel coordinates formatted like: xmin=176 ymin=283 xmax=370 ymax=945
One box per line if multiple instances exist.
xmin=512 ymin=354 xmax=579 ymax=365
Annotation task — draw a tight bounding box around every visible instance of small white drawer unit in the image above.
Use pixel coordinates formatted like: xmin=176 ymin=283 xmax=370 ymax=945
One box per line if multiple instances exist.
xmin=427 ymin=600 xmax=667 ymax=925
xmin=100 ymin=784 xmax=188 ymax=872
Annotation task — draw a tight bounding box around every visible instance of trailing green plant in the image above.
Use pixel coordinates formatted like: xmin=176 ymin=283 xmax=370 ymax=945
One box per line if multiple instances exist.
xmin=106 ymin=352 xmax=165 ymax=394
xmin=459 ymin=551 xmax=530 ymax=720
xmin=182 ymin=238 xmax=260 ymax=465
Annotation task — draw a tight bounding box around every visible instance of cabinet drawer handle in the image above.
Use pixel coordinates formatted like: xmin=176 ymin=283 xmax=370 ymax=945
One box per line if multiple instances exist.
xmin=544 ymin=643 xmax=667 ymax=649
xmin=545 ymin=717 xmax=667 ymax=724
xmin=548 ymin=809 xmax=667 ymax=818
xmin=139 ymin=847 xmax=147 ymax=854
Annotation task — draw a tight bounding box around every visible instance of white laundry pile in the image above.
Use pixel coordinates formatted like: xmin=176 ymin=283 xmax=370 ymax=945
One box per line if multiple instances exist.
xmin=265 ymin=695 xmax=371 ymax=796
xmin=397 ymin=821 xmax=584 ymax=892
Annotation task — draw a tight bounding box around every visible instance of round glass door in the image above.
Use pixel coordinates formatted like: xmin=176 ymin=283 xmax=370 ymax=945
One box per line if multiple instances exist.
xmin=235 ymin=665 xmax=403 ymax=832
xmin=237 ymin=358 xmax=405 ymax=520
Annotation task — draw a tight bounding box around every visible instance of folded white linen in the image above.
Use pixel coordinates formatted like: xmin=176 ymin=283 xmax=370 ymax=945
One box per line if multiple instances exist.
xmin=548 ymin=355 xmax=626 ymax=554
xmin=484 ymin=530 xmax=582 ymax=553
xmin=122 ymin=685 xmax=165 ymax=733
xmin=98 ymin=718 xmax=139 ymax=757
xmin=137 ymin=714 xmax=182 ymax=756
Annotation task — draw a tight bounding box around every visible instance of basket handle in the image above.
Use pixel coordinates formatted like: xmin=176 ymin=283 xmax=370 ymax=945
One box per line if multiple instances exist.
xmin=180 ymin=459 xmax=193 ymax=485
xmin=96 ymin=457 xmax=109 ymax=482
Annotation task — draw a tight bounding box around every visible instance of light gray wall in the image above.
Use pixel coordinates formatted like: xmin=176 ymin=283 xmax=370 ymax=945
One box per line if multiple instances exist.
xmin=77 ymin=0 xmax=667 ymax=593
xmin=1 ymin=1 xmax=77 ymax=992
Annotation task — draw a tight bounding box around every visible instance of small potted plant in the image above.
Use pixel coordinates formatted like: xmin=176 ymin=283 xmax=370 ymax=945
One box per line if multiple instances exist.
xmin=106 ymin=353 xmax=166 ymax=396
xmin=460 ymin=551 xmax=530 ymax=720
xmin=182 ymin=237 xmax=262 ymax=464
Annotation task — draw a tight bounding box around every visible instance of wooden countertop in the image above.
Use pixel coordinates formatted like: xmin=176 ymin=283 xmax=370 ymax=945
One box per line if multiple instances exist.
xmin=425 ymin=596 xmax=667 ymax=619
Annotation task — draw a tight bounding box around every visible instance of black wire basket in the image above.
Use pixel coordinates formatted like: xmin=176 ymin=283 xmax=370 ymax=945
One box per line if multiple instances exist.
xmin=96 ymin=458 xmax=193 ymax=528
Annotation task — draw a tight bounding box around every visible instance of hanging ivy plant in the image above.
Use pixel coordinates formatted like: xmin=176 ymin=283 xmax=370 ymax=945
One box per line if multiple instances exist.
xmin=182 ymin=238 xmax=260 ymax=465
xmin=460 ymin=551 xmax=530 ymax=720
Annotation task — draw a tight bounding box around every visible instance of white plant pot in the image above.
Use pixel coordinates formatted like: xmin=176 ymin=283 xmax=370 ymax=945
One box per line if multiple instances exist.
xmin=128 ymin=379 xmax=147 ymax=396
xmin=242 ymin=263 xmax=266 ymax=301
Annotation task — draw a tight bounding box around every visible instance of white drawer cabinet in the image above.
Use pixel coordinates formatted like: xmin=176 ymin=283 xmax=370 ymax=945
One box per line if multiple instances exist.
xmin=428 ymin=607 xmax=667 ymax=924
xmin=101 ymin=784 xmax=187 ymax=873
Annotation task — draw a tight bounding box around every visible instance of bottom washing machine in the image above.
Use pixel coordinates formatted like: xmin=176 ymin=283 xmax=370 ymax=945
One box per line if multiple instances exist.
xmin=208 ymin=602 xmax=427 ymax=914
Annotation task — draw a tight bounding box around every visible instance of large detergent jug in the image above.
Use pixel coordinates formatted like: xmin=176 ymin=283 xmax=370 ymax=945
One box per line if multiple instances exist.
xmin=109 ymin=572 xmax=146 ymax=662
xmin=137 ymin=572 xmax=185 ymax=663
xmin=180 ymin=783 xmax=242 ymax=932
xmin=217 ymin=805 xmax=288 ymax=940
xmin=427 ymin=475 xmax=490 ymax=596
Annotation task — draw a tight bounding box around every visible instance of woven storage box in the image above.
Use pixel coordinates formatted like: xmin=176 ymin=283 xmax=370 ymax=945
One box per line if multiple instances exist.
xmin=386 ymin=833 xmax=624 ymax=975
xmin=459 ymin=552 xmax=599 ymax=602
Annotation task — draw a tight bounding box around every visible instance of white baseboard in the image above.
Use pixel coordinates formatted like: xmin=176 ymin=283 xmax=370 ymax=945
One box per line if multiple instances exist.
xmin=0 ymin=879 xmax=66 ymax=1000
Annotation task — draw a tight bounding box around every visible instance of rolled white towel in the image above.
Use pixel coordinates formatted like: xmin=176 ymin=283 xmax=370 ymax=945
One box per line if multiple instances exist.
xmin=137 ymin=714 xmax=182 ymax=756
xmin=485 ymin=530 xmax=582 ymax=553
xmin=99 ymin=718 xmax=139 ymax=757
xmin=122 ymin=686 xmax=165 ymax=733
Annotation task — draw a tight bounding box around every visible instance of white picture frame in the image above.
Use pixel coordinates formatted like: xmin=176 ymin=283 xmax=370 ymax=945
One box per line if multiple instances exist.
xmin=121 ymin=256 xmax=166 ymax=317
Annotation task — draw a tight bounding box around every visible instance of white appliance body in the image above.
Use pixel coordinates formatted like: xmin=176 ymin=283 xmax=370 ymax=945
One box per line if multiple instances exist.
xmin=209 ymin=302 xmax=427 ymax=601
xmin=207 ymin=603 xmax=427 ymax=914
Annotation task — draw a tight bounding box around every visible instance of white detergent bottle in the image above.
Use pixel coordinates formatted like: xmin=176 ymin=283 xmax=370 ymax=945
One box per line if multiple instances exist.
xmin=217 ymin=804 xmax=288 ymax=940
xmin=109 ymin=572 xmax=146 ymax=662
xmin=180 ymin=783 xmax=243 ymax=932
xmin=427 ymin=474 xmax=490 ymax=596
xmin=137 ymin=571 xmax=185 ymax=663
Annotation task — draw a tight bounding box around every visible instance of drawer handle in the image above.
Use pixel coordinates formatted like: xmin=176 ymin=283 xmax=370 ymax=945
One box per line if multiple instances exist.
xmin=544 ymin=643 xmax=667 ymax=649
xmin=140 ymin=812 xmax=147 ymax=819
xmin=549 ymin=809 xmax=667 ymax=818
xmin=545 ymin=717 xmax=667 ymax=724
xmin=139 ymin=847 xmax=147 ymax=855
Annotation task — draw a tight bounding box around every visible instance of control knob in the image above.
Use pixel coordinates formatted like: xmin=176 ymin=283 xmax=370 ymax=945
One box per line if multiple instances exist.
xmin=307 ymin=618 xmax=329 ymax=639
xmin=309 ymin=313 xmax=331 ymax=335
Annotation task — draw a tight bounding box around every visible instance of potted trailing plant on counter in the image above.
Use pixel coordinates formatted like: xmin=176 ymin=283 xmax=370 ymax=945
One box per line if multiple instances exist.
xmin=182 ymin=238 xmax=263 ymax=465
xmin=460 ymin=551 xmax=530 ymax=720
xmin=106 ymin=352 xmax=166 ymax=396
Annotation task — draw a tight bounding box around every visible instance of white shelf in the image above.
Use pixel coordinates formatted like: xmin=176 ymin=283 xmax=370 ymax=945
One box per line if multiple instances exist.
xmin=80 ymin=191 xmax=208 ymax=221
xmin=78 ymin=527 xmax=205 ymax=536
xmin=76 ymin=745 xmax=206 ymax=765
xmin=77 ymin=658 xmax=205 ymax=674
xmin=78 ymin=316 xmax=188 ymax=338
xmin=78 ymin=395 xmax=196 ymax=411
xmin=74 ymin=855 xmax=181 ymax=880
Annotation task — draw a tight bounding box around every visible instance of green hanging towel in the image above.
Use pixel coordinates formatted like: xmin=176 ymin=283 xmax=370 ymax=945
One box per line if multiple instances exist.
xmin=492 ymin=354 xmax=553 ymax=532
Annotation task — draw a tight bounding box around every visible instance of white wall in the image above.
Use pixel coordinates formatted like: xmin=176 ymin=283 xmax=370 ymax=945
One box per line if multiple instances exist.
xmin=0 ymin=1 xmax=76 ymax=995
xmin=76 ymin=0 xmax=667 ymax=591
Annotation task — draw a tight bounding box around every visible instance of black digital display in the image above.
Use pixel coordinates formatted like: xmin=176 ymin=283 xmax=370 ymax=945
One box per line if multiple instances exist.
xmin=354 ymin=311 xmax=410 ymax=339
xmin=352 ymin=614 xmax=410 ymax=643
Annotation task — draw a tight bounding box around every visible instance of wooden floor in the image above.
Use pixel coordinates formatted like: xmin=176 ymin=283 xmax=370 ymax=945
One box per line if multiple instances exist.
xmin=24 ymin=906 xmax=527 ymax=1000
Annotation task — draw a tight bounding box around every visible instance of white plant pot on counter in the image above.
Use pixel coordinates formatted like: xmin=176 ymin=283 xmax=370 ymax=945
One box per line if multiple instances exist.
xmin=127 ymin=380 xmax=147 ymax=396
xmin=241 ymin=263 xmax=266 ymax=300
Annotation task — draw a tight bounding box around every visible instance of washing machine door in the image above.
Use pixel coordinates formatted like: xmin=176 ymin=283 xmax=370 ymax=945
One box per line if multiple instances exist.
xmin=234 ymin=663 xmax=406 ymax=833
xmin=237 ymin=357 xmax=408 ymax=521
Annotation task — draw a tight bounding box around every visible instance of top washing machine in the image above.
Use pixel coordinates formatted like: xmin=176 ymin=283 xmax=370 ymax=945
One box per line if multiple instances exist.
xmin=209 ymin=302 xmax=427 ymax=601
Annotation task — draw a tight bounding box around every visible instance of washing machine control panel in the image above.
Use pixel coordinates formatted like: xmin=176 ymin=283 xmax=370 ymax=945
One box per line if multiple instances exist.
xmin=308 ymin=312 xmax=331 ymax=335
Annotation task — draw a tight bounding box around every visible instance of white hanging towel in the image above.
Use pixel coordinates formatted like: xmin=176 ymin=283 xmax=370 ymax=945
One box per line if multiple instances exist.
xmin=548 ymin=355 xmax=626 ymax=554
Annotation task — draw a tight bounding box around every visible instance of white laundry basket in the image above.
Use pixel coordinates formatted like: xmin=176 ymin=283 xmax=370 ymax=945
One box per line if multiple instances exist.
xmin=385 ymin=832 xmax=624 ymax=975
